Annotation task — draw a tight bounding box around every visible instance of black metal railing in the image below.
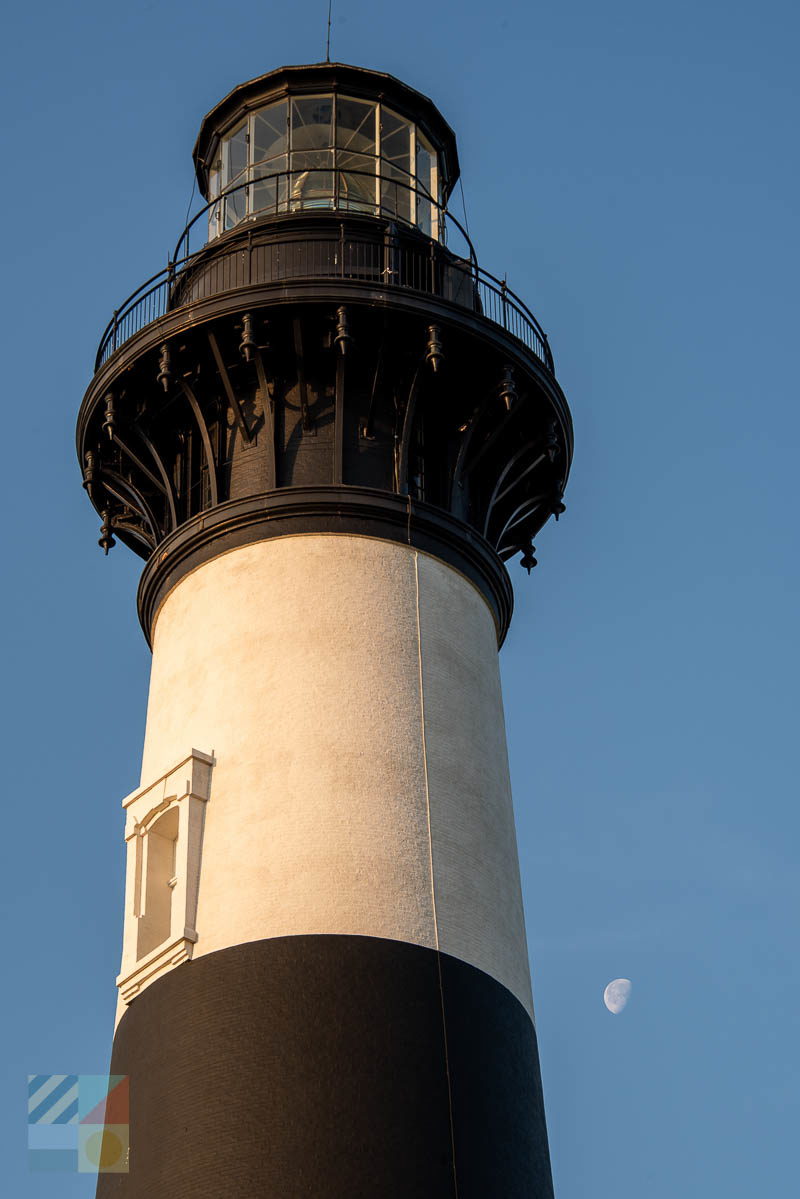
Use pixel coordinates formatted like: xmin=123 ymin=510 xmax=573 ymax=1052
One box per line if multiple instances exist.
xmin=173 ymin=165 xmax=462 ymax=262
xmin=95 ymin=172 xmax=553 ymax=373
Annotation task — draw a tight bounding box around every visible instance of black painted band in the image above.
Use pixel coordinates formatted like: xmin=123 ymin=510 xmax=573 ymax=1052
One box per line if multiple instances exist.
xmin=97 ymin=935 xmax=553 ymax=1199
xmin=137 ymin=486 xmax=513 ymax=646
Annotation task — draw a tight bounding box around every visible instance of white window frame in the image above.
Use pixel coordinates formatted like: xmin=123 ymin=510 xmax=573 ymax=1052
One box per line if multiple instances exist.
xmin=116 ymin=749 xmax=213 ymax=1005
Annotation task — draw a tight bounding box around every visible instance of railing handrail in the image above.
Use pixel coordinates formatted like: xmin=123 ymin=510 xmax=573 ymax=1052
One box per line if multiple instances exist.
xmin=172 ymin=166 xmax=477 ymax=266
xmin=95 ymin=251 xmax=199 ymax=365
xmin=95 ymin=214 xmax=553 ymax=374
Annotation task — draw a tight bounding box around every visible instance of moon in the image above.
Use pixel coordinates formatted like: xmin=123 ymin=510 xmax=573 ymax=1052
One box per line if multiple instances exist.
xmin=603 ymin=978 xmax=632 ymax=1014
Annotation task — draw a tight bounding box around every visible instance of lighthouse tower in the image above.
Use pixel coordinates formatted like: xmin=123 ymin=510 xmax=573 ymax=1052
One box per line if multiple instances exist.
xmin=78 ymin=63 xmax=573 ymax=1197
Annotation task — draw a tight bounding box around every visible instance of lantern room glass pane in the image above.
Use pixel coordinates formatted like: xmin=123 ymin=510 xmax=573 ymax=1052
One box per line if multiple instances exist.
xmin=380 ymin=110 xmax=412 ymax=223
xmin=416 ymin=135 xmax=434 ymax=237
xmin=252 ymin=101 xmax=288 ymax=164
xmin=291 ymin=96 xmax=333 ymax=151
xmin=289 ymin=149 xmax=334 ymax=210
xmin=208 ymin=158 xmax=221 ymax=200
xmin=207 ymin=94 xmax=443 ymax=240
xmin=337 ymin=151 xmax=377 ymax=213
xmin=224 ymin=172 xmax=247 ymax=228
xmin=381 ymin=181 xmax=411 ymax=224
xmin=207 ymin=159 xmax=222 ymax=241
xmin=252 ymin=155 xmax=288 ymax=216
xmin=225 ymin=122 xmax=248 ymax=182
xmin=336 ymin=97 xmax=376 ymax=155
xmin=381 ymin=109 xmax=411 ymax=166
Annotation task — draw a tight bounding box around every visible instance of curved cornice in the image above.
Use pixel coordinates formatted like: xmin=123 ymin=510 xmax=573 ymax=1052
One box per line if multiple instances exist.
xmin=137 ymin=487 xmax=514 ymax=649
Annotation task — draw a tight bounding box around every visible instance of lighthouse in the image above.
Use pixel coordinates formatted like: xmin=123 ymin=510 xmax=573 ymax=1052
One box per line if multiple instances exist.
xmin=78 ymin=63 xmax=573 ymax=1197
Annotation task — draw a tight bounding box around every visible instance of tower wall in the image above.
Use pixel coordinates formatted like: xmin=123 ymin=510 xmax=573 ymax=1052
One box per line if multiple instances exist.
xmin=101 ymin=534 xmax=554 ymax=1196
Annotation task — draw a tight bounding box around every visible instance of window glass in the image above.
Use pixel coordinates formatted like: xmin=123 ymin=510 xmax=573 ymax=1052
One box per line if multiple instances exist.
xmin=207 ymin=95 xmax=441 ymax=239
xmin=380 ymin=109 xmax=412 ymax=223
xmin=416 ymin=136 xmax=434 ymax=199
xmin=207 ymin=158 xmax=222 ymax=240
xmin=252 ymin=155 xmax=288 ymax=216
xmin=381 ymin=109 xmax=411 ymax=176
xmin=336 ymin=97 xmax=376 ymax=155
xmin=252 ymin=101 xmax=287 ymax=164
xmin=337 ymin=152 xmax=376 ymax=213
xmin=416 ymin=134 xmax=434 ymax=237
xmin=224 ymin=174 xmax=247 ymax=228
xmin=208 ymin=157 xmax=221 ymax=200
xmin=336 ymin=98 xmax=377 ymax=213
xmin=289 ymin=149 xmax=334 ymax=210
xmin=136 ymin=807 xmax=178 ymax=960
xmin=291 ymin=96 xmax=333 ymax=151
xmin=380 ymin=176 xmax=412 ymax=223
xmin=225 ymin=122 xmax=248 ymax=183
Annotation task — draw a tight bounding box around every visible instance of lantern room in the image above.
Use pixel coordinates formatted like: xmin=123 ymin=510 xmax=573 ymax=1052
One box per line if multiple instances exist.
xmin=193 ymin=62 xmax=460 ymax=240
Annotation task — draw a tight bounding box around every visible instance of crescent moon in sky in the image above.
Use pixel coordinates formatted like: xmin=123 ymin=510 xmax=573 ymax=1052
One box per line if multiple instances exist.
xmin=603 ymin=978 xmax=632 ymax=1014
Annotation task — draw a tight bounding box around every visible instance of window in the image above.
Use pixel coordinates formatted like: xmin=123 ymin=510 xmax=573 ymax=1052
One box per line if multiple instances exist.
xmin=380 ymin=108 xmax=412 ymax=224
xmin=415 ymin=133 xmax=439 ymax=239
xmin=207 ymin=94 xmax=443 ymax=239
xmin=336 ymin=97 xmax=377 ymax=214
xmin=116 ymin=750 xmax=213 ymax=1006
xmin=252 ymin=101 xmax=288 ymax=163
xmin=252 ymin=100 xmax=289 ymax=216
xmin=135 ymin=807 xmax=178 ymax=959
xmin=290 ymin=97 xmax=334 ymax=210
xmin=223 ymin=121 xmax=248 ymax=229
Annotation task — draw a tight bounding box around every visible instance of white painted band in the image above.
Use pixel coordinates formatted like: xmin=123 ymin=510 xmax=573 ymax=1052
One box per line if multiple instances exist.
xmin=133 ymin=535 xmax=533 ymax=1016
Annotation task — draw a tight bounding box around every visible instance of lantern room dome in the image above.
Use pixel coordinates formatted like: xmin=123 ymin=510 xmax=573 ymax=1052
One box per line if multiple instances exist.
xmin=192 ymin=62 xmax=460 ymax=241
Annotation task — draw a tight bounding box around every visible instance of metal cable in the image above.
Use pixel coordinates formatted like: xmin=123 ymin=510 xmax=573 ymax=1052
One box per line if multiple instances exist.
xmin=413 ymin=551 xmax=460 ymax=1199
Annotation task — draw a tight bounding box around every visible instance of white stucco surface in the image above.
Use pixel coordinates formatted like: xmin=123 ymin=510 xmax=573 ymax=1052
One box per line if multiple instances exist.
xmin=136 ymin=534 xmax=533 ymax=1015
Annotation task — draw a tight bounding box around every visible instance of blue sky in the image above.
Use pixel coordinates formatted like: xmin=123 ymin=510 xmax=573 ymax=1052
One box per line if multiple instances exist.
xmin=1 ymin=1 xmax=798 ymax=1195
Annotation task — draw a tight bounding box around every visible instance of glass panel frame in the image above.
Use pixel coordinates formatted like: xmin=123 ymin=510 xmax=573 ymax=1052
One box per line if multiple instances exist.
xmin=251 ymin=154 xmax=288 ymax=217
xmin=207 ymin=155 xmax=223 ymax=240
xmin=337 ymin=151 xmax=378 ymax=215
xmin=223 ymin=171 xmax=248 ymax=229
xmin=379 ymin=107 xmax=413 ymax=225
xmin=208 ymin=93 xmax=444 ymax=240
xmin=336 ymin=97 xmax=377 ymax=155
xmin=289 ymin=148 xmax=334 ymax=211
xmin=290 ymin=96 xmax=334 ymax=151
xmin=415 ymin=131 xmax=439 ymax=238
xmin=224 ymin=121 xmax=248 ymax=185
xmin=252 ymin=100 xmax=288 ymax=165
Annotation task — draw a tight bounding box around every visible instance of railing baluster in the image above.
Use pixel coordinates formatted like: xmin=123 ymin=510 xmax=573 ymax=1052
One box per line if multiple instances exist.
xmin=98 ymin=218 xmax=553 ymax=375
